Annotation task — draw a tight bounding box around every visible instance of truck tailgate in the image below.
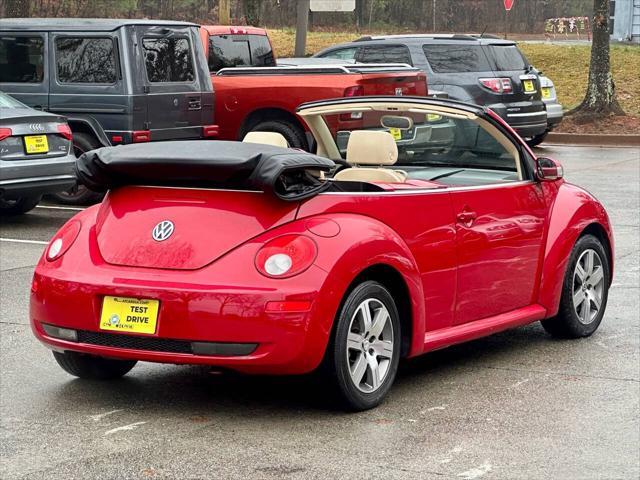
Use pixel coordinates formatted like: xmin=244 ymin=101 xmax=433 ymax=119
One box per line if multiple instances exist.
xmin=357 ymin=71 xmax=428 ymax=96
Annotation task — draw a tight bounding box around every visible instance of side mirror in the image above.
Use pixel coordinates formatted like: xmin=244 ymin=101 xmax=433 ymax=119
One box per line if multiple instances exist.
xmin=536 ymin=157 xmax=564 ymax=181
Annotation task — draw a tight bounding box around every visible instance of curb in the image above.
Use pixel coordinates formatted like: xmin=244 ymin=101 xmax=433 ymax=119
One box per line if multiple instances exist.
xmin=545 ymin=133 xmax=640 ymax=147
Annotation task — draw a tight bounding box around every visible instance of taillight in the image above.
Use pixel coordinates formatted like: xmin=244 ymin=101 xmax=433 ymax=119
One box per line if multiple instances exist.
xmin=132 ymin=130 xmax=151 ymax=143
xmin=255 ymin=235 xmax=317 ymax=279
xmin=479 ymin=78 xmax=513 ymax=94
xmin=56 ymin=124 xmax=72 ymax=141
xmin=203 ymin=125 xmax=219 ymax=138
xmin=343 ymin=85 xmax=364 ymax=97
xmin=0 ymin=128 xmax=12 ymax=142
xmin=46 ymin=220 xmax=81 ymax=262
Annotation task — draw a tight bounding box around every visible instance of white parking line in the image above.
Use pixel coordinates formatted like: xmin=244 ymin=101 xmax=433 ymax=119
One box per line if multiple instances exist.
xmin=0 ymin=238 xmax=49 ymax=245
xmin=36 ymin=205 xmax=85 ymax=211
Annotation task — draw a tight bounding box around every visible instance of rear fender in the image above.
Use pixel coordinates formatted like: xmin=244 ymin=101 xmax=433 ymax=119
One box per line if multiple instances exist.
xmin=538 ymin=182 xmax=613 ymax=317
xmin=66 ymin=116 xmax=111 ymax=147
xmin=303 ymin=214 xmax=425 ymax=359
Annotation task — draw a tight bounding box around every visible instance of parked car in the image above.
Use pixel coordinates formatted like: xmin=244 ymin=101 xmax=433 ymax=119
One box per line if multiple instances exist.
xmin=314 ymin=34 xmax=548 ymax=146
xmin=31 ymin=97 xmax=612 ymax=411
xmin=0 ymin=91 xmax=75 ymax=215
xmin=0 ymin=18 xmax=215 ymax=204
xmin=527 ymin=74 xmax=564 ymax=146
xmin=200 ymin=25 xmax=428 ymax=150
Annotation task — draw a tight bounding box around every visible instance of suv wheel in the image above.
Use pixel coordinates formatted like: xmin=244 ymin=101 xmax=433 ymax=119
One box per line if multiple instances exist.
xmin=525 ymin=131 xmax=549 ymax=148
xmin=0 ymin=195 xmax=42 ymax=215
xmin=49 ymin=132 xmax=103 ymax=206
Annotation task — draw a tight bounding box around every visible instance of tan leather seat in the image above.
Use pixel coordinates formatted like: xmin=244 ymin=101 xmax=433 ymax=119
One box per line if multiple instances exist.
xmin=242 ymin=131 xmax=289 ymax=148
xmin=333 ymin=130 xmax=406 ymax=183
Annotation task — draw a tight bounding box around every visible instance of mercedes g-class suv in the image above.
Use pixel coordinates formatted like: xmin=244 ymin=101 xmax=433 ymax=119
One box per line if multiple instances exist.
xmin=315 ymin=34 xmax=548 ymax=146
xmin=0 ymin=18 xmax=215 ymax=204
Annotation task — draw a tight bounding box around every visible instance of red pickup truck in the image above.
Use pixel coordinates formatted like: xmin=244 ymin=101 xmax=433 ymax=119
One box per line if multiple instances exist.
xmin=200 ymin=25 xmax=427 ymax=149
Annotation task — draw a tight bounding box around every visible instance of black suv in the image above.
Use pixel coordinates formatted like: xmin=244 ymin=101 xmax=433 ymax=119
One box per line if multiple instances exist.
xmin=0 ymin=18 xmax=215 ymax=203
xmin=315 ymin=34 xmax=547 ymax=145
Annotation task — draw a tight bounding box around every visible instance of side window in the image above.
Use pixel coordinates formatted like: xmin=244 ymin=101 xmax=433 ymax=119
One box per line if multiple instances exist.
xmin=143 ymin=37 xmax=194 ymax=83
xmin=208 ymin=34 xmax=275 ymax=72
xmin=0 ymin=35 xmax=45 ymax=83
xmin=357 ymin=45 xmax=413 ymax=65
xmin=422 ymin=45 xmax=491 ymax=73
xmin=248 ymin=35 xmax=275 ymax=67
xmin=320 ymin=47 xmax=357 ymax=60
xmin=55 ymin=37 xmax=117 ymax=84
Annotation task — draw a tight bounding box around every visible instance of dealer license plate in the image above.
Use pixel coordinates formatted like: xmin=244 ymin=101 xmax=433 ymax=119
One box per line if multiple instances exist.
xmin=522 ymin=79 xmax=536 ymax=93
xmin=541 ymin=87 xmax=552 ymax=99
xmin=24 ymin=135 xmax=49 ymax=154
xmin=99 ymin=296 xmax=159 ymax=335
xmin=388 ymin=128 xmax=402 ymax=141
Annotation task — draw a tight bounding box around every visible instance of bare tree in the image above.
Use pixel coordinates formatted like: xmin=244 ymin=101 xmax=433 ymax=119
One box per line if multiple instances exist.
xmin=5 ymin=0 xmax=30 ymax=16
xmin=571 ymin=0 xmax=625 ymax=119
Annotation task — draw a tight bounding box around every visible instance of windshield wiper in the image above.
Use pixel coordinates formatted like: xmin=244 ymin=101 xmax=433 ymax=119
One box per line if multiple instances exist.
xmin=429 ymin=169 xmax=466 ymax=181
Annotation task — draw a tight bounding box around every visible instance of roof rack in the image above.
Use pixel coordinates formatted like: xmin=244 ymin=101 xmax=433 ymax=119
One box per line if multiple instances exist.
xmin=356 ymin=34 xmax=478 ymax=41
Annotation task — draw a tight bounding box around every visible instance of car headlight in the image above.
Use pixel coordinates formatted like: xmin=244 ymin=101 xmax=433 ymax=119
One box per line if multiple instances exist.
xmin=46 ymin=220 xmax=81 ymax=261
xmin=255 ymin=234 xmax=317 ymax=279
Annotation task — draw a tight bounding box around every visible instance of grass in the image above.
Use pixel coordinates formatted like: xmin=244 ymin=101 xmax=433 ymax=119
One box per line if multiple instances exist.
xmin=269 ymin=29 xmax=640 ymax=116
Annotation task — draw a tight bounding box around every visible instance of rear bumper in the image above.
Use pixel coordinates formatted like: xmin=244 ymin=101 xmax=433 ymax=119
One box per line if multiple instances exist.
xmin=544 ymin=103 xmax=564 ymax=129
xmin=30 ymin=242 xmax=333 ymax=375
xmin=489 ymin=102 xmax=548 ymax=138
xmin=0 ymin=154 xmax=76 ymax=198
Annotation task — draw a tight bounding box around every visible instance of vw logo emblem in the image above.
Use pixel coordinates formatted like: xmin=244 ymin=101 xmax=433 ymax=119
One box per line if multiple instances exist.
xmin=152 ymin=220 xmax=174 ymax=242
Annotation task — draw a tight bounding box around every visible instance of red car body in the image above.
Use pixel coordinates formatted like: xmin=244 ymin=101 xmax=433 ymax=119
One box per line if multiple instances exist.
xmin=199 ymin=25 xmax=428 ymax=145
xmin=30 ymin=98 xmax=613 ymax=378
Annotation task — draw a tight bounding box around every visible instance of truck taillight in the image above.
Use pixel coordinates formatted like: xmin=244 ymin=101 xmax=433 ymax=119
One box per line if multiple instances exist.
xmin=0 ymin=128 xmax=12 ymax=141
xmin=203 ymin=125 xmax=219 ymax=138
xmin=132 ymin=130 xmax=151 ymax=143
xmin=343 ymin=85 xmax=364 ymax=97
xmin=56 ymin=124 xmax=73 ymax=141
xmin=479 ymin=78 xmax=513 ymax=94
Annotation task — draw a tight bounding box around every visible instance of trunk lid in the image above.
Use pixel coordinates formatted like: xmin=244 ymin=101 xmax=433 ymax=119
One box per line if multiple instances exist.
xmin=95 ymin=186 xmax=298 ymax=270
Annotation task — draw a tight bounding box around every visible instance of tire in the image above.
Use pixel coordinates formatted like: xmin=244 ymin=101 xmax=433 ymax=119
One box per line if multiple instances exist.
xmin=525 ymin=131 xmax=549 ymax=148
xmin=324 ymin=281 xmax=401 ymax=411
xmin=541 ymin=234 xmax=610 ymax=338
xmin=48 ymin=132 xmax=103 ymax=205
xmin=0 ymin=195 xmax=41 ymax=215
xmin=247 ymin=120 xmax=309 ymax=150
xmin=53 ymin=351 xmax=137 ymax=380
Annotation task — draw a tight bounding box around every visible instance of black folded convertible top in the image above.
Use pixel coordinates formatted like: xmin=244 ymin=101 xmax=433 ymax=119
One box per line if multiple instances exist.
xmin=76 ymin=141 xmax=335 ymax=201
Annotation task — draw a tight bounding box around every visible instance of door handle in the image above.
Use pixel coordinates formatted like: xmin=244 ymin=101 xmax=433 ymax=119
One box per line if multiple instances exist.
xmin=456 ymin=210 xmax=477 ymax=227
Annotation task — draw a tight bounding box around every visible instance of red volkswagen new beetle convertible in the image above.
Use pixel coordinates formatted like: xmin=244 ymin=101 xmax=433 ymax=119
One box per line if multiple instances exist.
xmin=31 ymin=97 xmax=613 ymax=410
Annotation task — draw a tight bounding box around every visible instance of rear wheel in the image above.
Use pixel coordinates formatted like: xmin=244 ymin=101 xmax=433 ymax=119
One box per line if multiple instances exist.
xmin=541 ymin=234 xmax=610 ymax=338
xmin=324 ymin=281 xmax=401 ymax=411
xmin=0 ymin=195 xmax=41 ymax=215
xmin=247 ymin=120 xmax=308 ymax=150
xmin=49 ymin=132 xmax=103 ymax=205
xmin=525 ymin=131 xmax=549 ymax=148
xmin=53 ymin=351 xmax=137 ymax=380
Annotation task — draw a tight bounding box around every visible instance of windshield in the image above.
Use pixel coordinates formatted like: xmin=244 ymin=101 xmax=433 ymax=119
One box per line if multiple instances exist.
xmin=316 ymin=106 xmax=523 ymax=187
xmin=0 ymin=92 xmax=25 ymax=108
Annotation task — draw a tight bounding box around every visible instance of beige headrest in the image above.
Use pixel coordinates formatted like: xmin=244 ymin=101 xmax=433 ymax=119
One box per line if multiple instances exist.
xmin=243 ymin=131 xmax=288 ymax=148
xmin=346 ymin=130 xmax=398 ymax=166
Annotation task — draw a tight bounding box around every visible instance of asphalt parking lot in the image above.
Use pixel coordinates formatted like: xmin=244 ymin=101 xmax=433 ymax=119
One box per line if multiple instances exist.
xmin=1 ymin=144 xmax=638 ymax=480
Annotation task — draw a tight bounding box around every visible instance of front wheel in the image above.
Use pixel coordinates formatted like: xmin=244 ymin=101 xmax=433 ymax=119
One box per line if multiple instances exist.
xmin=541 ymin=234 xmax=610 ymax=338
xmin=324 ymin=281 xmax=401 ymax=411
xmin=53 ymin=351 xmax=137 ymax=380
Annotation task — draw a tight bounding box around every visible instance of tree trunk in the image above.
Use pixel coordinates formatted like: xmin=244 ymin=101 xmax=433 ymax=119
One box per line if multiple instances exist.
xmin=571 ymin=0 xmax=625 ymax=119
xmin=243 ymin=0 xmax=261 ymax=26
xmin=5 ymin=0 xmax=30 ymax=16
xmin=218 ymin=0 xmax=231 ymax=24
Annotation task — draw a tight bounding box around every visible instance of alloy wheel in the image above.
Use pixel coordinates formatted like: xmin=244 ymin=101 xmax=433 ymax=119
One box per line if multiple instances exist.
xmin=572 ymin=249 xmax=605 ymax=325
xmin=346 ymin=298 xmax=394 ymax=393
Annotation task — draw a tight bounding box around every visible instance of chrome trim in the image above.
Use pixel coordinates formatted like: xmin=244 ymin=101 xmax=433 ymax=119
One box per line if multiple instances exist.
xmin=0 ymin=174 xmax=76 ymax=186
xmin=507 ymin=111 xmax=548 ymax=118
